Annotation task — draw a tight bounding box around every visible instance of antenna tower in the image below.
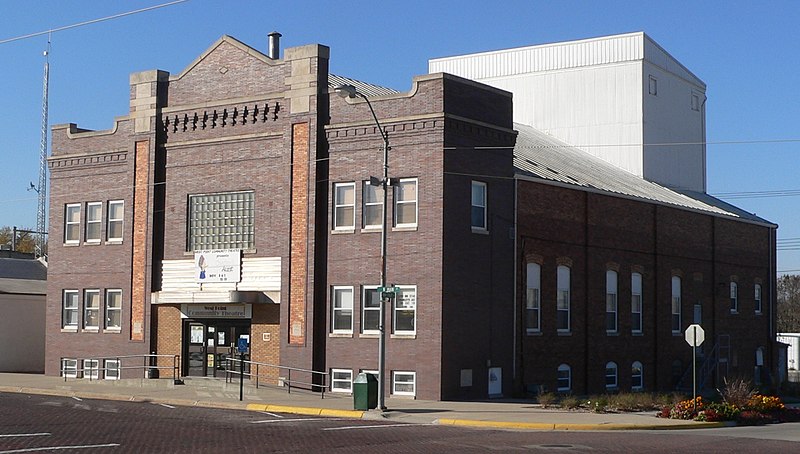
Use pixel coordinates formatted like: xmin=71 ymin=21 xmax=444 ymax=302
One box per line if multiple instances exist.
xmin=35 ymin=37 xmax=50 ymax=258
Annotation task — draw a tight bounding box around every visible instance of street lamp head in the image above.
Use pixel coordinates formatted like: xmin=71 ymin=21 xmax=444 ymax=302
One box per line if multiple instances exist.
xmin=333 ymin=84 xmax=359 ymax=99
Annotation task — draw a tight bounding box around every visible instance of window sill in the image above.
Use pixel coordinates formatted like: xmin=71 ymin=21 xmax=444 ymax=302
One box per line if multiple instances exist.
xmin=672 ymin=331 xmax=681 ymax=336
xmin=329 ymin=333 xmax=353 ymax=338
xmin=390 ymin=334 xmax=416 ymax=340
xmin=606 ymin=331 xmax=619 ymax=336
xmin=390 ymin=394 xmax=416 ymax=399
xmin=557 ymin=331 xmax=572 ymax=336
xmin=392 ymin=226 xmax=417 ymax=232
xmin=471 ymin=227 xmax=489 ymax=235
xmin=525 ymin=330 xmax=543 ymax=336
xmin=755 ymin=311 xmax=762 ymax=315
xmin=82 ymin=328 xmax=100 ymax=333
xmin=84 ymin=241 xmax=102 ymax=246
xmin=359 ymin=333 xmax=379 ymax=339
xmin=730 ymin=310 xmax=738 ymax=315
xmin=61 ymin=328 xmax=78 ymax=333
xmin=360 ymin=227 xmax=382 ymax=233
xmin=632 ymin=332 xmax=644 ymax=337
xmin=104 ymin=329 xmax=122 ymax=334
xmin=105 ymin=240 xmax=124 ymax=245
xmin=63 ymin=242 xmax=80 ymax=247
xmin=331 ymin=229 xmax=355 ymax=235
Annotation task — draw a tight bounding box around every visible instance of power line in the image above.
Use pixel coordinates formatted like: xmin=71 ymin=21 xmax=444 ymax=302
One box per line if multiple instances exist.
xmin=0 ymin=0 xmax=189 ymax=45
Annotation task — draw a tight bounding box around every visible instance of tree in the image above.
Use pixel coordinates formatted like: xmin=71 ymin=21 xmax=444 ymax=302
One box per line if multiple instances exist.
xmin=0 ymin=226 xmax=37 ymax=254
xmin=777 ymin=274 xmax=800 ymax=332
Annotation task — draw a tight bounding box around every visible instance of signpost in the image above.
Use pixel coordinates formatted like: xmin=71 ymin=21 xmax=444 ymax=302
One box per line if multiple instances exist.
xmin=237 ymin=337 xmax=248 ymax=401
xmin=684 ymin=324 xmax=705 ymax=412
xmin=377 ymin=285 xmax=400 ymax=300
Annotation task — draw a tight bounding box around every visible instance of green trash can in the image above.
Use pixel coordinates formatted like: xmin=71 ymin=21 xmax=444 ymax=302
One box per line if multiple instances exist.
xmin=353 ymin=372 xmax=378 ymax=410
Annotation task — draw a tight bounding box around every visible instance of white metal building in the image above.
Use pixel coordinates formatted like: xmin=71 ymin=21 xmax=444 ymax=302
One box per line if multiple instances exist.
xmin=429 ymin=32 xmax=707 ymax=193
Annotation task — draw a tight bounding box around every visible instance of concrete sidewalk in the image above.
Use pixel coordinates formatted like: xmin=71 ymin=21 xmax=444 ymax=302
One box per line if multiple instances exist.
xmin=0 ymin=373 xmax=722 ymax=431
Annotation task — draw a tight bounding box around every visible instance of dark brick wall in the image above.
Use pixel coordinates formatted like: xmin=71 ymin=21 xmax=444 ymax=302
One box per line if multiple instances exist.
xmin=516 ymin=181 xmax=775 ymax=395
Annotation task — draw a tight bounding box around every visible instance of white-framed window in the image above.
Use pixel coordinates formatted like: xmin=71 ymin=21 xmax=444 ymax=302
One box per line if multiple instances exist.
xmin=755 ymin=284 xmax=762 ymax=314
xmin=85 ymin=202 xmax=102 ymax=243
xmin=648 ymin=75 xmax=658 ymax=95
xmin=104 ymin=359 xmax=120 ymax=380
xmin=331 ymin=286 xmax=354 ymax=333
xmin=362 ymin=181 xmax=383 ymax=229
xmin=61 ymin=358 xmax=78 ymax=378
xmin=83 ymin=359 xmax=100 ymax=379
xmin=606 ymin=270 xmax=618 ymax=333
xmin=392 ymin=371 xmax=416 ymax=396
xmin=631 ymin=361 xmax=643 ymax=391
xmin=730 ymin=282 xmax=738 ymax=313
xmin=471 ymin=181 xmax=487 ymax=230
xmin=62 ymin=290 xmax=79 ymax=329
xmin=605 ymin=362 xmax=618 ymax=389
xmin=394 ymin=178 xmax=418 ymax=228
xmin=105 ymin=289 xmax=122 ymax=330
xmin=393 ymin=286 xmax=416 ymax=335
xmin=83 ymin=289 xmax=100 ymax=329
xmin=631 ymin=272 xmax=643 ymax=334
xmin=107 ymin=200 xmax=124 ymax=241
xmin=333 ymin=182 xmax=355 ymax=230
xmin=331 ymin=368 xmax=353 ymax=393
xmin=557 ymin=364 xmax=571 ymax=392
xmin=187 ymin=190 xmax=254 ymax=251
xmin=671 ymin=276 xmax=682 ymax=333
xmin=361 ymin=286 xmax=381 ymax=334
xmin=557 ymin=266 xmax=570 ymax=332
xmin=64 ymin=203 xmax=81 ymax=243
xmin=526 ymin=263 xmax=541 ymax=333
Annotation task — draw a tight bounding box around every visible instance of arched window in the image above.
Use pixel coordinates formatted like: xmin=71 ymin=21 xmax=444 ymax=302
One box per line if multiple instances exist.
xmin=631 ymin=273 xmax=642 ymax=333
xmin=631 ymin=361 xmax=643 ymax=391
xmin=671 ymin=276 xmax=682 ymax=333
xmin=526 ymin=263 xmax=541 ymax=333
xmin=605 ymin=362 xmax=618 ymax=389
xmin=557 ymin=364 xmax=571 ymax=392
xmin=606 ymin=270 xmax=618 ymax=332
xmin=557 ymin=266 xmax=571 ymax=332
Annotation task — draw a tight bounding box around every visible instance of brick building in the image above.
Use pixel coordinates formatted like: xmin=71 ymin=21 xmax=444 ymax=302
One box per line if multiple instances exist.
xmin=45 ymin=34 xmax=776 ymax=400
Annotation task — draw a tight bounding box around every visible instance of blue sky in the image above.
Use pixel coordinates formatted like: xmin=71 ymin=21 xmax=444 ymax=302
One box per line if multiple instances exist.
xmin=1 ymin=0 xmax=798 ymax=273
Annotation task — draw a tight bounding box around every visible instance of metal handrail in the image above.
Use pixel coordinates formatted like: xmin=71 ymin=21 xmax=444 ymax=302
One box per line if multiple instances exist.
xmin=223 ymin=357 xmax=329 ymax=399
xmin=60 ymin=354 xmax=180 ymax=382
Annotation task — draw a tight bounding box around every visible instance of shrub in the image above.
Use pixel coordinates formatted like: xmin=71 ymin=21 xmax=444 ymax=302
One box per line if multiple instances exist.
xmin=656 ymin=406 xmax=671 ymax=418
xmin=537 ymin=392 xmax=557 ymax=408
xmin=587 ymin=395 xmax=609 ymax=413
xmin=559 ymin=395 xmax=582 ymax=410
xmin=719 ymin=377 xmax=756 ymax=408
xmin=695 ymin=408 xmax=722 ymax=422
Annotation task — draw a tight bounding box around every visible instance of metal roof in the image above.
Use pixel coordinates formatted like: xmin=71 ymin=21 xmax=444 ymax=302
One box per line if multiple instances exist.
xmin=329 ymin=74 xmax=399 ymax=98
xmin=0 ymin=278 xmax=46 ymax=295
xmin=0 ymin=258 xmax=47 ymax=281
xmin=513 ymin=123 xmax=773 ymax=226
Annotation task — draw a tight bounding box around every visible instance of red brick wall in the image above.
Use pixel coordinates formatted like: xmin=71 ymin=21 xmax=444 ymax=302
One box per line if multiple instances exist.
xmin=289 ymin=122 xmax=310 ymax=346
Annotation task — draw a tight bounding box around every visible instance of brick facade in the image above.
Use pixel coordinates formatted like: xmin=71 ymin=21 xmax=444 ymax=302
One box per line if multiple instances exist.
xmin=45 ymin=34 xmax=776 ymax=401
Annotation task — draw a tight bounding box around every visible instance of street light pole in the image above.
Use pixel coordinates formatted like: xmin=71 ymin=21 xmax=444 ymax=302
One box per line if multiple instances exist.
xmin=334 ymin=84 xmax=390 ymax=411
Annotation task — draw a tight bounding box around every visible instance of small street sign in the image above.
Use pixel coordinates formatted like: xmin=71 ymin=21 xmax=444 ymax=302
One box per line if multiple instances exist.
xmin=684 ymin=324 xmax=705 ymax=347
xmin=377 ymin=286 xmax=401 ymax=294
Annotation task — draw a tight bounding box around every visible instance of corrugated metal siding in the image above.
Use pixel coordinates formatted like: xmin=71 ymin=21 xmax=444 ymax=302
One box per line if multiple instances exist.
xmin=157 ymin=257 xmax=281 ymax=304
xmin=429 ymin=33 xmax=645 ymax=78
xmin=328 ymin=74 xmax=400 ymax=97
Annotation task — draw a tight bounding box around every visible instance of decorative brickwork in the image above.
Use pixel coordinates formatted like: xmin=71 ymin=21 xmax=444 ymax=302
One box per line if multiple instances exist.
xmin=289 ymin=122 xmax=309 ymax=345
xmin=131 ymin=140 xmax=149 ymax=341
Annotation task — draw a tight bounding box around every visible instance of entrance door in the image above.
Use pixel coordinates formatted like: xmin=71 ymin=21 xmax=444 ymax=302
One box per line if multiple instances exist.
xmin=187 ymin=323 xmax=206 ymax=376
xmin=488 ymin=367 xmax=502 ymax=397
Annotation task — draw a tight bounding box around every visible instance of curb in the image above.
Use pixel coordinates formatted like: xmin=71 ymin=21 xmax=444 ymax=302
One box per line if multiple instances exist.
xmin=246 ymin=403 xmax=364 ymax=419
xmin=435 ymin=418 xmax=728 ymax=431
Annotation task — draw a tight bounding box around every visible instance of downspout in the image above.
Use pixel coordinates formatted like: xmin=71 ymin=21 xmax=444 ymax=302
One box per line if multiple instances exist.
xmin=653 ymin=204 xmax=659 ymax=389
xmin=513 ymin=179 xmax=518 ymax=385
xmin=583 ymin=192 xmax=590 ymax=394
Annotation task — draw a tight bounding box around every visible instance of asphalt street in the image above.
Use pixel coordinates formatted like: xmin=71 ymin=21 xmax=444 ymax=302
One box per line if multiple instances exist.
xmin=2 ymin=393 xmax=800 ymax=453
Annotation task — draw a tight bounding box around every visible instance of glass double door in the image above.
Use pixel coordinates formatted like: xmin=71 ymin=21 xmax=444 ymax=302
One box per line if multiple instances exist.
xmin=184 ymin=320 xmax=250 ymax=377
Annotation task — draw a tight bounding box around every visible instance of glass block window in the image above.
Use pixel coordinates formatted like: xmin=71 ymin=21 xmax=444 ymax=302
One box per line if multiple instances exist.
xmin=188 ymin=191 xmax=254 ymax=251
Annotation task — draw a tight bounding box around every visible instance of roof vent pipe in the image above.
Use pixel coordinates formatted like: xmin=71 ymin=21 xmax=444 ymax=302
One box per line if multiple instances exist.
xmin=268 ymin=31 xmax=282 ymax=59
